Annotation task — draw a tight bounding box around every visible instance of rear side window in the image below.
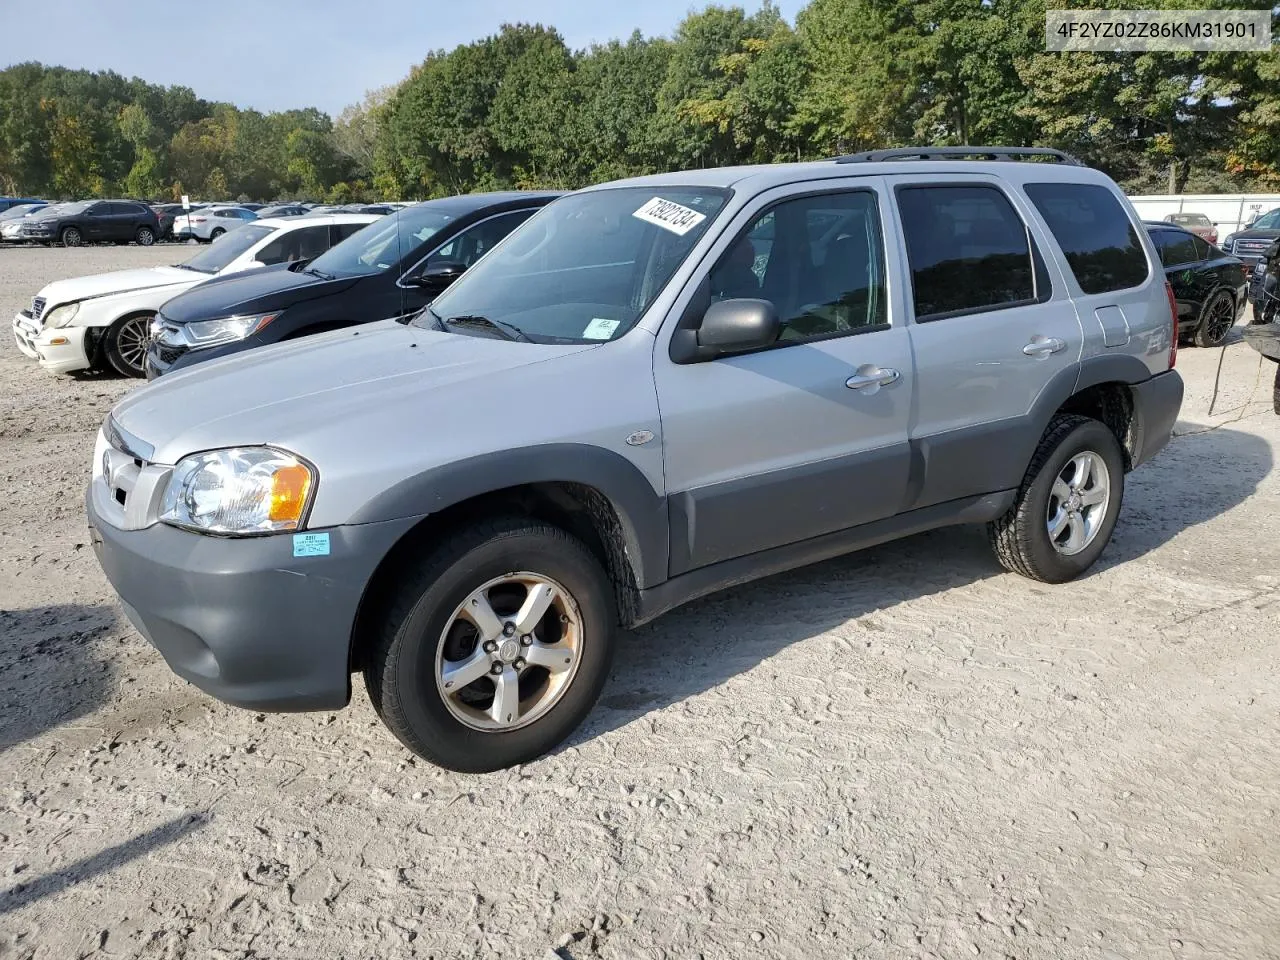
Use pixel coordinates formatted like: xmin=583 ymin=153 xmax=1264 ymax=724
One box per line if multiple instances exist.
xmin=1024 ymin=183 xmax=1149 ymax=294
xmin=1154 ymin=230 xmax=1197 ymax=267
xmin=1191 ymin=235 xmax=1212 ymax=260
xmin=897 ymin=184 xmax=1050 ymax=321
xmin=330 ymin=222 xmax=365 ymax=245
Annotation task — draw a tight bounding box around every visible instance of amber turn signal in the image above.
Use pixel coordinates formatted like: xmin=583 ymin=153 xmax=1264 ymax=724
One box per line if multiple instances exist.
xmin=269 ymin=463 xmax=312 ymax=523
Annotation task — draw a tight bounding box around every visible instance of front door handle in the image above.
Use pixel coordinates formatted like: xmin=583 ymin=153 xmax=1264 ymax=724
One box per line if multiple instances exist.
xmin=1022 ymin=336 xmax=1066 ymax=357
xmin=845 ymin=366 xmax=901 ymax=390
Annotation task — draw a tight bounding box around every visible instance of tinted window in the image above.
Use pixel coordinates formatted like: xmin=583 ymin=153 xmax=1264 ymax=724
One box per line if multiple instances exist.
xmin=709 ymin=190 xmax=887 ymax=341
xmin=1191 ymin=235 xmax=1212 ymax=261
xmin=1252 ymin=209 xmax=1280 ymax=229
xmin=255 ymin=225 xmax=330 ymax=265
xmin=329 ymin=222 xmax=366 ymax=245
xmin=1025 ymin=183 xmax=1149 ymax=294
xmin=1158 ymin=231 xmax=1198 ymax=267
xmin=897 ymin=184 xmax=1048 ymax=320
xmin=424 ymin=210 xmax=534 ymax=270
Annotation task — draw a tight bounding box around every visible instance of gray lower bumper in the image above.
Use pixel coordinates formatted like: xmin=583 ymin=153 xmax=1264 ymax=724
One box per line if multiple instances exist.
xmin=88 ymin=493 xmax=418 ymax=711
xmin=1130 ymin=369 xmax=1184 ymax=468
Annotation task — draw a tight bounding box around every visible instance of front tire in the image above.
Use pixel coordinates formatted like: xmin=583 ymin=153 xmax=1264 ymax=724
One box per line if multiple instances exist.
xmin=988 ymin=415 xmax=1125 ymax=583
xmin=135 ymin=226 xmax=155 ymax=246
xmin=1194 ymin=289 xmax=1235 ymax=347
xmin=364 ymin=518 xmax=617 ymax=772
xmin=60 ymin=226 xmax=82 ymax=247
xmin=103 ymin=314 xmax=152 ymax=378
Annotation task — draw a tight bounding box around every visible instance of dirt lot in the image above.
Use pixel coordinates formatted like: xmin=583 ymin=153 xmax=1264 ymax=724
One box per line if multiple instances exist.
xmin=1 ymin=244 xmax=1278 ymax=960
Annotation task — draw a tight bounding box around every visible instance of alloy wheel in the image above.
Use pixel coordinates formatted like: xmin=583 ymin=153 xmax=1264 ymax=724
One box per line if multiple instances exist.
xmin=434 ymin=572 xmax=583 ymax=731
xmin=115 ymin=317 xmax=151 ymax=374
xmin=1045 ymin=451 xmax=1111 ymax=556
xmin=1204 ymin=293 xmax=1235 ymax=344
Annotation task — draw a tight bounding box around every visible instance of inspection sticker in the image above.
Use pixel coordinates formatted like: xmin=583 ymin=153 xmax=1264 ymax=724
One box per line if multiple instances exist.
xmin=292 ymin=532 xmax=331 ymax=558
xmin=582 ymin=317 xmax=621 ymax=340
xmin=632 ymin=197 xmax=707 ymax=236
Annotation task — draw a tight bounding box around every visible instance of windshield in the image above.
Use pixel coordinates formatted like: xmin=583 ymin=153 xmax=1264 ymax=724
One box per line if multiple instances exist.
xmin=180 ymin=223 xmax=276 ymax=273
xmin=306 ymin=204 xmax=453 ymax=278
xmin=0 ymin=204 xmax=43 ymax=221
xmin=42 ymin=201 xmax=89 ymax=216
xmin=1253 ymin=209 xmax=1280 ymax=229
xmin=418 ymin=186 xmax=729 ymax=343
xmin=1171 ymin=214 xmax=1208 ymax=225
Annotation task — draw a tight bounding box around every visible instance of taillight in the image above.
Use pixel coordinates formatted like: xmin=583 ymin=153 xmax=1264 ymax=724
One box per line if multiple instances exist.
xmin=193 ymin=217 xmax=207 ymax=224
xmin=1164 ymin=281 xmax=1178 ymax=369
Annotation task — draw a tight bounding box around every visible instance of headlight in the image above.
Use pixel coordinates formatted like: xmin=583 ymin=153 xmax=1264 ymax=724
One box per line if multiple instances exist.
xmin=183 ymin=311 xmax=279 ymax=350
xmin=44 ymin=302 xmax=80 ymax=328
xmin=161 ymin=447 xmax=315 ymax=535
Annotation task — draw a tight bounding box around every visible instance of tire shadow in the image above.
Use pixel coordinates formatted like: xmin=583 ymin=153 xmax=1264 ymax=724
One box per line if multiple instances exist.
xmin=0 ymin=602 xmax=120 ymax=754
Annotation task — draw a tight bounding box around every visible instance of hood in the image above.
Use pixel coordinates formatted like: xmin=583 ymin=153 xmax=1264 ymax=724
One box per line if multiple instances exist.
xmin=37 ymin=266 xmax=196 ymax=307
xmin=112 ymin=319 xmax=596 ymax=464
xmin=159 ymin=265 xmax=355 ymax=323
xmin=1231 ymin=226 xmax=1280 ymax=242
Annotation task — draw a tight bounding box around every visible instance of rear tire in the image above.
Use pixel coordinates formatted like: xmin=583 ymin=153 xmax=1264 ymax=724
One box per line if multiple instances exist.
xmin=104 ymin=314 xmax=152 ymax=378
xmin=1193 ymin=289 xmax=1235 ymax=347
xmin=60 ymin=226 xmax=82 ymax=247
xmin=988 ymin=415 xmax=1125 ymax=583
xmin=363 ymin=518 xmax=617 ymax=772
xmin=135 ymin=226 xmax=155 ymax=246
xmin=209 ymin=227 xmax=225 ymax=241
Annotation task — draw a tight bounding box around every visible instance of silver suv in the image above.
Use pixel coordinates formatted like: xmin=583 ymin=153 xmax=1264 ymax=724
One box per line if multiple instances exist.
xmin=88 ymin=148 xmax=1184 ymax=772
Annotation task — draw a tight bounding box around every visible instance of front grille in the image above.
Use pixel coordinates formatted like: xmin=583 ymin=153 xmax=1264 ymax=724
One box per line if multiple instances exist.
xmin=156 ymin=343 xmax=187 ymax=365
xmin=1233 ymin=238 xmax=1273 ymax=257
xmin=30 ymin=297 xmax=45 ymax=321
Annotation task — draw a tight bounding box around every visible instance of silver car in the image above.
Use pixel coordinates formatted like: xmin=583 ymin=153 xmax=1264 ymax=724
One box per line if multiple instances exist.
xmin=89 ymin=148 xmax=1183 ymax=772
xmin=0 ymin=202 xmax=49 ymax=241
xmin=174 ymin=205 xmax=258 ymax=241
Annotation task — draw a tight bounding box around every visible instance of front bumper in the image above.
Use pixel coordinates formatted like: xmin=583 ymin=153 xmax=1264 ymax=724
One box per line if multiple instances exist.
xmin=1130 ymin=370 xmax=1184 ymax=468
xmin=87 ymin=483 xmax=420 ymax=711
xmin=11 ymin=312 xmax=91 ymax=374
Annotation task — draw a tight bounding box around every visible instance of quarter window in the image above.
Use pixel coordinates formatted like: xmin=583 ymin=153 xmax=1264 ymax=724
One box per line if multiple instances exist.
xmin=1157 ymin=231 xmax=1198 ymax=267
xmin=708 ymin=190 xmax=887 ymax=342
xmin=897 ymin=184 xmax=1050 ymax=320
xmin=1024 ymin=182 xmax=1149 ymax=294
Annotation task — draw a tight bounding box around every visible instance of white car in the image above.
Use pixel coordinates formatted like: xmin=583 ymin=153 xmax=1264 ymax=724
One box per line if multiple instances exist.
xmin=12 ymin=214 xmax=377 ymax=377
xmin=174 ymin=205 xmax=258 ymax=241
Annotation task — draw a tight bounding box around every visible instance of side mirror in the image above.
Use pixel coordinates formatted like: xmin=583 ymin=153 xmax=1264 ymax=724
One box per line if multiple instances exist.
xmin=406 ymin=260 xmax=467 ymax=289
xmin=696 ymin=299 xmax=780 ymax=355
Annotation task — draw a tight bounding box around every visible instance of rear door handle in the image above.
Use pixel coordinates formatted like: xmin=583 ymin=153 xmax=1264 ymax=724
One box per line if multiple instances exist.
xmin=1022 ymin=336 xmax=1066 ymax=357
xmin=845 ymin=366 xmax=901 ymax=390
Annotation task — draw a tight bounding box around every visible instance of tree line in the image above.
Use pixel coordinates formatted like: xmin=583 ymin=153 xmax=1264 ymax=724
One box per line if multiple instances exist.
xmin=2 ymin=0 xmax=1277 ymax=203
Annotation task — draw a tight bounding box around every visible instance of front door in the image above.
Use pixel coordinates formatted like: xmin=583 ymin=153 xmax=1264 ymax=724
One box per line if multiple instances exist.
xmin=889 ymin=176 xmax=1085 ymax=509
xmin=654 ymin=180 xmax=914 ymax=575
xmin=82 ymin=202 xmax=110 ymax=240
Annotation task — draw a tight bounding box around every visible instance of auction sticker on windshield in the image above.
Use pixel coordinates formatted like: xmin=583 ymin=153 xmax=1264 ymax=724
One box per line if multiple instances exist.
xmin=633 ymin=197 xmax=707 ymax=236
xmin=582 ymin=317 xmax=620 ymax=340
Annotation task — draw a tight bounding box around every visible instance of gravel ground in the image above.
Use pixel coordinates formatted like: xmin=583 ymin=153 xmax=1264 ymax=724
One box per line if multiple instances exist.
xmin=1 ymin=244 xmax=1278 ymax=960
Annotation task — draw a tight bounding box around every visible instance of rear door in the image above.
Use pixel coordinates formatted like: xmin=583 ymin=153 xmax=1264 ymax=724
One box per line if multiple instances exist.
xmin=889 ymin=176 xmax=1083 ymax=509
xmin=654 ymin=178 xmax=914 ymax=574
xmin=1151 ymin=227 xmax=1207 ymax=327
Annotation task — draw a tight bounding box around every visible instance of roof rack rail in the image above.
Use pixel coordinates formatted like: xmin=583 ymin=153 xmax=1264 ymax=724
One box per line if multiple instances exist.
xmin=834 ymin=146 xmax=1083 ymax=166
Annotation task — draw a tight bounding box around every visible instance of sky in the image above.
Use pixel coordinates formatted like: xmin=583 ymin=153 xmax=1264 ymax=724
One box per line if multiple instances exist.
xmin=2 ymin=0 xmax=806 ymax=116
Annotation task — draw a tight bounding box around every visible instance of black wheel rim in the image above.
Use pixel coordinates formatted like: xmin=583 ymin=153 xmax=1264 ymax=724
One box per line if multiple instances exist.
xmin=1206 ymin=294 xmax=1234 ymax=342
xmin=116 ymin=318 xmax=149 ymax=373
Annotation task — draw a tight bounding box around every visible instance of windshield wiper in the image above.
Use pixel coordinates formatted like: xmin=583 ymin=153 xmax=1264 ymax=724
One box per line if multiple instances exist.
xmin=443 ymin=314 xmax=532 ymax=343
xmin=400 ymin=305 xmax=438 ymax=327
xmin=173 ymin=263 xmax=212 ymax=273
xmin=304 ymin=266 xmax=335 ymax=280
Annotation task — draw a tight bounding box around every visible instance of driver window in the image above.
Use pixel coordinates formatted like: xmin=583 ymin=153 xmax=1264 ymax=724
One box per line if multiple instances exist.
xmin=425 ymin=210 xmax=535 ymax=271
xmin=707 ymin=191 xmax=887 ymax=342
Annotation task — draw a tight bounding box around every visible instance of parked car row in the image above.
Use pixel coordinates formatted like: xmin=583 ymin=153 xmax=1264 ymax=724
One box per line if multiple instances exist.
xmin=56 ymin=148 xmax=1193 ymax=774
xmin=1 ymin=196 xmax=410 ymax=245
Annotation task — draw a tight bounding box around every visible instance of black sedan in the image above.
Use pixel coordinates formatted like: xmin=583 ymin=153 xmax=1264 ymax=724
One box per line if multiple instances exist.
xmin=145 ymin=191 xmax=561 ymax=379
xmin=20 ymin=199 xmax=162 ymax=247
xmin=1144 ymin=222 xmax=1248 ymax=348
